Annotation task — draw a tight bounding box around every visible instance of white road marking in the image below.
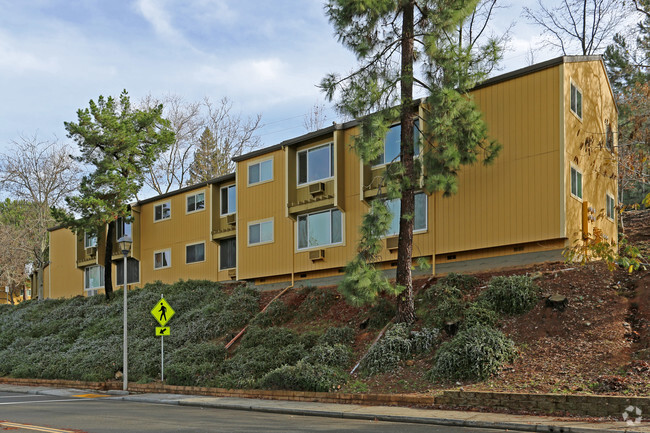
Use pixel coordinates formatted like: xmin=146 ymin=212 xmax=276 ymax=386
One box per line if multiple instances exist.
xmin=0 ymin=398 xmax=88 ymax=405
xmin=0 ymin=394 xmax=39 ymax=399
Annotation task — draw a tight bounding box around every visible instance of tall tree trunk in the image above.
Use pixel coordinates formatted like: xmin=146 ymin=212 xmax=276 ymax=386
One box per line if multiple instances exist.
xmin=104 ymin=223 xmax=114 ymax=299
xmin=395 ymin=0 xmax=417 ymax=324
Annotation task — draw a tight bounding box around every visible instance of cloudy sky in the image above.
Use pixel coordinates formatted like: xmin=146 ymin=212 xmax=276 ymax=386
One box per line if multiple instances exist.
xmin=0 ymin=0 xmax=599 ymax=153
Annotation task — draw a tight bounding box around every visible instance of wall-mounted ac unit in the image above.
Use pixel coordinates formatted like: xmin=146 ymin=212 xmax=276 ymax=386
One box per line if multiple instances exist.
xmin=386 ymin=236 xmax=399 ymax=251
xmin=227 ymin=269 xmax=236 ymax=279
xmin=309 ymin=182 xmax=325 ymax=196
xmin=309 ymin=249 xmax=325 ymax=261
xmin=226 ymin=214 xmax=236 ymax=226
xmin=88 ymin=247 xmax=97 ymax=256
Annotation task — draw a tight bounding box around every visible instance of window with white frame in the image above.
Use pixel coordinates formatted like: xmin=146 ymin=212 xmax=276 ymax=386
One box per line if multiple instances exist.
xmin=84 ymin=231 xmax=97 ymax=249
xmin=386 ymin=192 xmax=427 ymax=236
xmin=606 ymin=193 xmax=616 ymax=220
xmin=570 ymin=83 xmax=582 ymax=119
xmin=154 ymin=249 xmax=171 ymax=269
xmin=248 ymin=220 xmax=273 ymax=245
xmin=116 ymin=217 xmax=132 ymax=241
xmin=220 ymin=185 xmax=236 ymax=215
xmin=154 ymin=201 xmax=171 ymax=221
xmin=220 ymin=237 xmax=236 ymax=270
xmin=570 ymin=166 xmax=583 ymax=199
xmin=116 ymin=258 xmax=139 ymax=285
xmin=298 ymin=143 xmax=334 ymax=185
xmin=373 ymin=120 xmax=420 ymax=166
xmin=84 ymin=265 xmax=104 ymax=291
xmin=298 ymin=208 xmax=342 ymax=250
xmin=186 ymin=192 xmax=205 ymax=213
xmin=186 ymin=242 xmax=205 ymax=264
xmin=248 ymin=159 xmax=273 ymax=185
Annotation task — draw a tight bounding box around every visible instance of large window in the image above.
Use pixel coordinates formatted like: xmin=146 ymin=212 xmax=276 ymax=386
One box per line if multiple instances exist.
xmin=220 ymin=237 xmax=236 ymax=270
xmin=116 ymin=258 xmax=140 ymax=285
xmin=84 ymin=265 xmax=104 ymax=290
xmin=606 ymin=193 xmax=616 ymax=220
xmin=186 ymin=192 xmax=205 ymax=214
xmin=221 ymin=185 xmax=236 ymax=215
xmin=570 ymin=83 xmax=582 ymax=119
xmin=154 ymin=201 xmax=171 ymax=221
xmin=248 ymin=220 xmax=273 ymax=245
xmin=116 ymin=217 xmax=132 ymax=241
xmin=571 ymin=166 xmax=583 ymax=199
xmin=186 ymin=242 xmax=205 ymax=264
xmin=154 ymin=249 xmax=171 ymax=269
xmin=373 ymin=120 xmax=420 ymax=166
xmin=298 ymin=143 xmax=334 ymax=185
xmin=386 ymin=192 xmax=427 ymax=236
xmin=248 ymin=159 xmax=273 ymax=185
xmin=84 ymin=231 xmax=97 ymax=249
xmin=298 ymin=209 xmax=342 ymax=250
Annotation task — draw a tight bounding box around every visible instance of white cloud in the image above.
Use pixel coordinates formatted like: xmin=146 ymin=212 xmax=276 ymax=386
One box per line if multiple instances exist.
xmin=0 ymin=31 xmax=57 ymax=73
xmin=134 ymin=0 xmax=184 ymax=42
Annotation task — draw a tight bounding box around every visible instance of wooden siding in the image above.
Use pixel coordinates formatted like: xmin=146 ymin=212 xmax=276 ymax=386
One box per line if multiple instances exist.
xmin=434 ymin=64 xmax=563 ymax=254
xmin=49 ymin=228 xmax=84 ymax=298
xmin=563 ymin=60 xmax=618 ymax=247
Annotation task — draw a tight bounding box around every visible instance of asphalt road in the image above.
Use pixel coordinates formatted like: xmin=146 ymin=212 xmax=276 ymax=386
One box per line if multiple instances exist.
xmin=0 ymin=391 xmax=501 ymax=433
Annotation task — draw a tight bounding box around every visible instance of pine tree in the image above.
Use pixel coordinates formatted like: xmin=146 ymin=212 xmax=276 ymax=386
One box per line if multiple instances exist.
xmin=321 ymin=0 xmax=501 ymax=323
xmin=54 ymin=90 xmax=175 ymax=299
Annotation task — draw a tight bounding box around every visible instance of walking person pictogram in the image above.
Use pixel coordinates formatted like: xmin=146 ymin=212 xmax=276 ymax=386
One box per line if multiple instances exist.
xmin=158 ymin=303 xmax=167 ymax=322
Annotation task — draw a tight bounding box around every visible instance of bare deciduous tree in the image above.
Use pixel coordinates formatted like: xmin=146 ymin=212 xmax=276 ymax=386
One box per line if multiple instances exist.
xmin=303 ymin=101 xmax=329 ymax=132
xmin=523 ymin=0 xmax=627 ymax=55
xmin=0 ymin=135 xmax=79 ymax=271
xmin=188 ymin=97 xmax=262 ymax=183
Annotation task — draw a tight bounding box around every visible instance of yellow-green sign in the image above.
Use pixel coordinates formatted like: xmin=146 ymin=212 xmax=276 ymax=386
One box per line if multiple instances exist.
xmin=155 ymin=326 xmax=170 ymax=337
xmin=151 ymin=298 xmax=175 ymax=327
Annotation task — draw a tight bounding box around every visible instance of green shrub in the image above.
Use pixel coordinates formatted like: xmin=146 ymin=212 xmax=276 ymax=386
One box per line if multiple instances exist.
xmin=318 ymin=326 xmax=355 ymax=346
xmin=437 ymin=273 xmax=480 ymax=292
xmin=258 ymin=360 xmax=348 ymax=392
xmin=360 ymin=324 xmax=412 ymax=375
xmin=410 ymin=327 xmax=440 ymax=353
xmin=421 ymin=283 xmax=465 ymax=328
xmin=428 ymin=325 xmax=516 ymax=382
xmin=479 ymin=275 xmax=540 ymax=315
xmin=251 ymin=300 xmax=292 ymax=327
xmin=461 ymin=301 xmax=499 ymax=331
xmin=304 ymin=344 xmax=352 ymax=368
xmin=296 ymin=287 xmax=338 ymax=319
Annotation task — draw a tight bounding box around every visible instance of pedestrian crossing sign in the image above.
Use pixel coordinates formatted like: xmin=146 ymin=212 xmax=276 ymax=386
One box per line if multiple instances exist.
xmin=151 ymin=298 xmax=175 ymax=327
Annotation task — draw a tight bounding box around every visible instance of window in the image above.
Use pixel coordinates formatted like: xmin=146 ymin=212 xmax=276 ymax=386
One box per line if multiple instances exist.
xmin=298 ymin=209 xmax=342 ymax=250
xmin=248 ymin=220 xmax=273 ymax=245
xmin=154 ymin=201 xmax=171 ymax=221
xmin=606 ymin=193 xmax=616 ymax=220
xmin=570 ymin=83 xmax=582 ymax=119
xmin=116 ymin=217 xmax=132 ymax=241
xmin=186 ymin=242 xmax=205 ymax=264
xmin=221 ymin=185 xmax=236 ymax=215
xmin=570 ymin=166 xmax=583 ymax=200
xmin=116 ymin=258 xmax=140 ymax=285
xmin=248 ymin=159 xmax=273 ymax=185
xmin=84 ymin=265 xmax=104 ymax=290
xmin=220 ymin=237 xmax=236 ymax=270
xmin=298 ymin=143 xmax=334 ymax=185
xmin=84 ymin=231 xmax=97 ymax=249
xmin=154 ymin=249 xmax=171 ymax=269
xmin=386 ymin=192 xmax=428 ymax=236
xmin=373 ymin=120 xmax=420 ymax=166
xmin=186 ymin=192 xmax=205 ymax=214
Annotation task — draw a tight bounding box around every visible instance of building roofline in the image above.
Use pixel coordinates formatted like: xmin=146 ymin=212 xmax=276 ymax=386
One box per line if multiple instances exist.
xmin=135 ymin=172 xmax=236 ymax=207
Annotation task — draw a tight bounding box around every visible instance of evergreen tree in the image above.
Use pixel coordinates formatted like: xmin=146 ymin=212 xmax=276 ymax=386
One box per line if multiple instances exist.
xmin=55 ymin=90 xmax=175 ymax=299
xmin=188 ymin=127 xmax=230 ymax=183
xmin=321 ymin=0 xmax=501 ymax=323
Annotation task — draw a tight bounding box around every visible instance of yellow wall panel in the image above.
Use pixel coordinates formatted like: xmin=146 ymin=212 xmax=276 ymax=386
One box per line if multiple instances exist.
xmin=48 ymin=228 xmax=84 ymax=298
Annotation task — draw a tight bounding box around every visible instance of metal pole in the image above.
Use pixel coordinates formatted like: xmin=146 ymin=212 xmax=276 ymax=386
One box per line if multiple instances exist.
xmin=161 ymin=335 xmax=164 ymax=382
xmin=123 ymin=253 xmax=128 ymax=392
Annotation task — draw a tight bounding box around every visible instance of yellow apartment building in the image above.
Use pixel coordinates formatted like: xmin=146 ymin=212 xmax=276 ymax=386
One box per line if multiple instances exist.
xmin=42 ymin=55 xmax=618 ymax=298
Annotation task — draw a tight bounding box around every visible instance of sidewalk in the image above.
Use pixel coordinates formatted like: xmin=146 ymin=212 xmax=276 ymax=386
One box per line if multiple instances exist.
xmin=1 ymin=384 xmax=648 ymax=433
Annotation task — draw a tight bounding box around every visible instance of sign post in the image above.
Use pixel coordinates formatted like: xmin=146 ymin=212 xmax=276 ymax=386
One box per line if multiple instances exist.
xmin=151 ymin=295 xmax=175 ymax=382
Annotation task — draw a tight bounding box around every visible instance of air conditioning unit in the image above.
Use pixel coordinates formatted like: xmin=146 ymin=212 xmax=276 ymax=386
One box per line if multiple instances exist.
xmin=227 ymin=269 xmax=237 ymax=279
xmin=226 ymin=214 xmax=236 ymax=226
xmin=386 ymin=236 xmax=399 ymax=251
xmin=309 ymin=249 xmax=325 ymax=261
xmin=309 ymin=182 xmax=325 ymax=196
xmin=88 ymin=247 xmax=97 ymax=256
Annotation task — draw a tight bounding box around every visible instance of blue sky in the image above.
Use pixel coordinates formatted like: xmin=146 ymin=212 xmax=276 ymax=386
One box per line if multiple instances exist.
xmin=0 ymin=0 xmax=586 ymax=152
